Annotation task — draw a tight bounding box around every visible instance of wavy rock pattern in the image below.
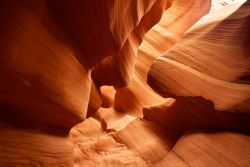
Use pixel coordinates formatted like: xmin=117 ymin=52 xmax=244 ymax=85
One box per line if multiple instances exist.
xmin=148 ymin=0 xmax=250 ymax=112
xmin=0 ymin=0 xmax=249 ymax=166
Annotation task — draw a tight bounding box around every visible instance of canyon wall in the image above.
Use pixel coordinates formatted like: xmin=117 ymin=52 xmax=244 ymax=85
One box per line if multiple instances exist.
xmin=0 ymin=0 xmax=249 ymax=166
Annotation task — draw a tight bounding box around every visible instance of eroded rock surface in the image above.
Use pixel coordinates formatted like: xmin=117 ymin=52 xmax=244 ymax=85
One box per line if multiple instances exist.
xmin=0 ymin=0 xmax=249 ymax=166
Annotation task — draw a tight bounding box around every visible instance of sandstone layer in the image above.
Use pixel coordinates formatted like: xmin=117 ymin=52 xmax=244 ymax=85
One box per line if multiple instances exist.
xmin=0 ymin=0 xmax=249 ymax=166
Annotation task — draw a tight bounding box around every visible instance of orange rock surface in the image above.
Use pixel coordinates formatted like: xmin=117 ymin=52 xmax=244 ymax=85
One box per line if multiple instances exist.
xmin=0 ymin=0 xmax=249 ymax=166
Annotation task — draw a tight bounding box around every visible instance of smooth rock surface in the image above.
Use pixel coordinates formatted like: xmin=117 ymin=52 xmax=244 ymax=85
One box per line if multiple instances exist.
xmin=0 ymin=0 xmax=249 ymax=166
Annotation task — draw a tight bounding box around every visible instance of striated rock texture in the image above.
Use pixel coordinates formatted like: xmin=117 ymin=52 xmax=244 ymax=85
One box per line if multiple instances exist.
xmin=0 ymin=0 xmax=250 ymax=166
xmin=92 ymin=0 xmax=171 ymax=87
xmin=0 ymin=127 xmax=74 ymax=166
xmin=148 ymin=0 xmax=250 ymax=113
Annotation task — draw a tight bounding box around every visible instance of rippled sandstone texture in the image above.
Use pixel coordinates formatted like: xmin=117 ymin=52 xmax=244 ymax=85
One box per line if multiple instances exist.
xmin=0 ymin=0 xmax=249 ymax=166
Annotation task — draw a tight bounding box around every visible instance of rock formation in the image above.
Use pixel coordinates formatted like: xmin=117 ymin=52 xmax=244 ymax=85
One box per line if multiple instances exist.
xmin=0 ymin=0 xmax=249 ymax=166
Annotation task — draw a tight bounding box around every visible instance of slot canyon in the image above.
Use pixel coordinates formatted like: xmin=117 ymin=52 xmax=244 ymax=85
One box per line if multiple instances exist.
xmin=0 ymin=0 xmax=250 ymax=166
